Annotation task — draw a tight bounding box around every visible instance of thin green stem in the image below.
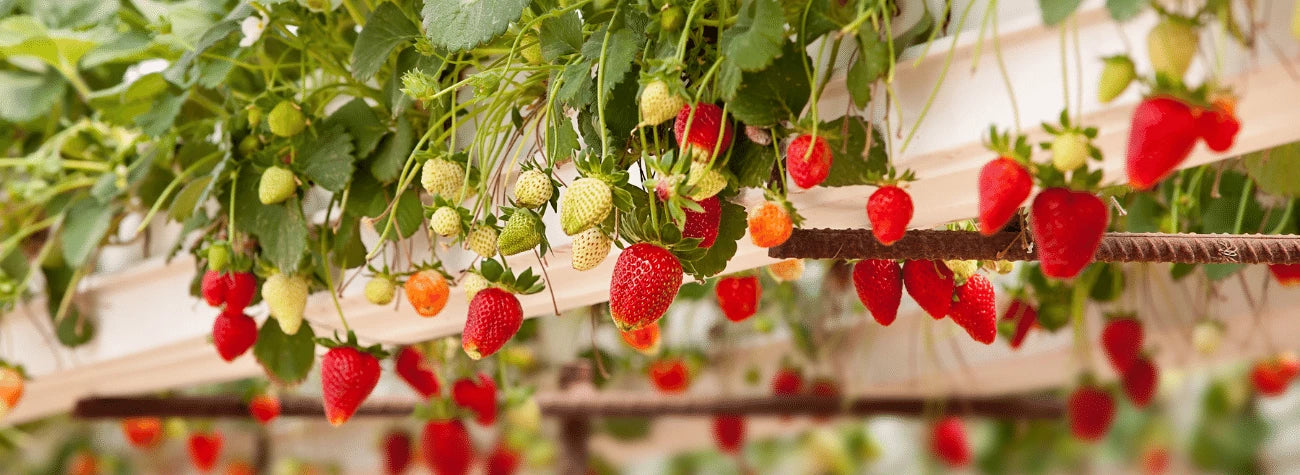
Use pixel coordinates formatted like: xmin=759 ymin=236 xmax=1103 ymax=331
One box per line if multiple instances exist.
xmin=899 ymin=0 xmax=977 ymax=155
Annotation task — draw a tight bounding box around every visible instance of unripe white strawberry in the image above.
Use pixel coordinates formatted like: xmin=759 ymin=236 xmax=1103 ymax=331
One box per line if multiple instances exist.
xmin=766 ymin=259 xmax=804 ymax=282
xmin=559 ymin=178 xmax=612 ymax=236
xmin=638 ymin=80 xmax=685 ymax=127
xmin=570 ymin=227 xmax=611 ymax=271
xmin=1193 ymin=320 xmax=1223 ymax=355
xmin=364 ymin=276 xmax=396 ymax=305
xmin=429 ymin=206 xmax=461 ymax=237
xmin=462 ymin=272 xmax=490 ymax=300
xmin=267 ymin=101 xmax=307 ymax=137
xmin=421 ymin=159 xmax=465 ymax=199
xmin=1051 ymin=132 xmax=1088 ymax=172
xmin=513 ymin=169 xmax=552 ymax=208
xmin=465 ymin=226 xmax=498 ymax=258
xmin=264 ymin=273 xmax=308 ymax=335
xmin=685 ymin=162 xmax=726 ymax=200
xmin=258 ymin=166 xmax=296 ymax=205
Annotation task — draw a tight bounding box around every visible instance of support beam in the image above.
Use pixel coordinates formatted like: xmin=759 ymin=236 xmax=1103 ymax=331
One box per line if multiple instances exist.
xmin=71 ymin=396 xmax=415 ymax=419
xmin=535 ymin=393 xmax=1063 ymax=419
xmin=557 ymin=362 xmax=594 ymax=475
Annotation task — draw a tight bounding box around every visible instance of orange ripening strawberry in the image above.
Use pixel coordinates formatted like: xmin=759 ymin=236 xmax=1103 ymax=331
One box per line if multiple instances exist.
xmin=930 ymin=416 xmax=972 ymax=468
xmin=201 ymin=270 xmax=228 ymax=307
xmin=0 ymin=365 xmax=22 ymax=417
xmin=977 ymin=157 xmax=1033 ymax=235
xmin=248 ymin=394 xmax=280 ymax=425
xmin=715 ymin=275 xmax=761 ymax=322
xmin=609 ymin=243 xmax=683 ymax=331
xmin=188 ymin=431 xmax=223 ymax=472
xmin=712 ymin=414 xmax=746 ymax=454
xmin=648 ymin=358 xmax=691 ymax=394
xmin=1121 ymin=356 xmax=1158 ymax=408
xmin=484 ymin=443 xmax=522 ymax=475
xmin=1126 ymin=97 xmax=1199 ymax=190
xmin=462 ymin=288 xmax=523 ymax=360
xmin=770 ymin=367 xmax=804 ymax=396
xmin=223 ymin=272 xmax=256 ymax=312
xmin=903 ymin=260 xmax=955 ymax=319
xmin=395 ymin=346 xmax=440 ymax=398
xmin=1268 ymin=263 xmax=1300 ymax=286
xmin=1101 ymin=316 xmax=1144 ymax=373
xmin=405 ymin=270 xmax=449 ymax=317
xmin=1068 ymin=385 xmax=1115 ymax=442
xmin=1030 ymin=187 xmax=1108 ymax=279
xmin=1140 ymin=445 xmax=1171 ymax=475
xmin=619 ymin=322 xmax=661 ymax=355
xmin=422 ymin=419 xmax=474 ymax=475
xmin=747 ymin=201 xmax=793 ymax=248
xmin=223 ymin=461 xmax=255 ymax=475
xmin=321 ymin=346 xmax=382 ymax=427
xmin=1002 ymin=299 xmax=1038 ymax=349
xmin=212 ymin=309 xmax=257 ymax=362
xmin=866 ymin=185 xmax=913 ymax=245
xmin=674 ymin=103 xmax=734 ymax=162
xmin=121 ymin=417 xmax=163 ymax=449
xmin=66 ymin=450 xmax=97 ymax=475
xmin=1251 ymin=352 xmax=1300 ymax=397
xmin=852 ymin=259 xmax=902 ymax=326
xmin=1196 ymin=98 xmax=1240 ymax=153
xmin=949 ymin=274 xmax=997 ymax=344
xmin=682 ymin=196 xmax=721 ymax=248
xmin=382 ymin=429 xmax=413 ymax=475
xmin=452 ymin=373 xmax=498 ymax=426
xmin=787 ymin=134 xmax=832 ymax=189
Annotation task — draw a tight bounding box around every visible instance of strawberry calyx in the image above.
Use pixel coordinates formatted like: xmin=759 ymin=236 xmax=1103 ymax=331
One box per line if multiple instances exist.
xmin=866 ymin=165 xmax=916 ymax=188
xmin=412 ymin=396 xmax=463 ymax=422
xmin=983 ymin=126 xmax=1034 ymax=165
xmin=316 ymin=330 xmax=390 ymax=360
xmin=399 ymin=260 xmax=452 ymax=282
xmin=475 ymin=258 xmax=544 ymax=295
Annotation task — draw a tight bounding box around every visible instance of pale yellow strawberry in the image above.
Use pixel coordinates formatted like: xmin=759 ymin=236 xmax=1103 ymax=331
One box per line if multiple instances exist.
xmin=421 ymin=159 xmax=465 ymax=199
xmin=462 ymin=272 xmax=490 ymax=300
xmin=513 ymin=169 xmax=552 ymax=208
xmin=559 ymin=178 xmax=612 ymax=235
xmin=570 ymin=227 xmax=611 ymax=271
xmin=429 ymin=206 xmax=461 ymax=237
xmin=364 ymin=276 xmax=396 ymax=305
xmin=766 ymin=259 xmax=804 ymax=282
xmin=465 ymin=226 xmax=498 ymax=258
xmin=639 ymin=80 xmax=685 ymax=127
xmin=264 ymin=273 xmax=308 ymax=335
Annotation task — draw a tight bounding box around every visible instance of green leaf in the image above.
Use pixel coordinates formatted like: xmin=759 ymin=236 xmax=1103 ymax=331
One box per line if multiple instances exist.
xmin=1105 ymin=0 xmax=1145 ymax=21
xmin=720 ymin=0 xmax=784 ymax=71
xmin=1038 ymin=0 xmax=1082 ymax=26
xmin=727 ymin=41 xmax=810 ymax=126
xmin=325 ymin=98 xmax=386 ymax=158
xmin=383 ymin=188 xmax=423 ymax=239
xmin=0 ymin=15 xmax=105 ymax=70
xmin=370 ymin=116 xmax=413 ymax=183
xmin=351 ymin=2 xmax=420 ymax=81
xmin=60 ymin=195 xmax=116 ymax=268
xmin=345 ymin=171 xmax=389 ymax=218
xmin=539 ymin=10 xmax=582 ymax=61
xmin=421 ymin=0 xmax=530 ymax=52
xmin=681 ymin=199 xmax=747 ymax=279
xmin=81 ymin=31 xmax=152 ymax=68
xmin=20 ymin=0 xmax=117 ymax=29
xmin=728 ymin=137 xmax=776 ymax=188
xmin=295 ymin=125 xmax=356 ymax=193
xmin=820 ymin=116 xmax=888 ymax=187
xmin=1243 ymin=142 xmax=1300 ymax=198
xmin=234 ymin=167 xmax=308 ymax=272
xmin=162 ymin=19 xmax=238 ymax=85
xmin=583 ymin=27 xmax=642 ymax=98
xmin=555 ymin=59 xmax=594 ymax=108
xmin=1200 ymin=171 xmax=1261 ymax=234
xmin=168 ymin=175 xmax=212 ymax=222
xmin=253 ymin=318 xmax=316 ymax=385
xmin=0 ymin=69 xmax=64 ymax=122
xmin=135 ymin=90 xmax=186 ymax=137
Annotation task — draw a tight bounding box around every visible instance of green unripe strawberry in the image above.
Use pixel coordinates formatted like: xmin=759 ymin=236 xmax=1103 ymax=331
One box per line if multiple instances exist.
xmin=207 ymin=243 xmax=231 ymax=273
xmin=462 ymin=272 xmax=490 ymax=300
xmin=570 ymin=227 xmax=611 ymax=271
xmin=421 ymin=159 xmax=466 ymax=200
xmin=267 ymin=101 xmax=307 ymax=137
xmin=685 ymin=162 xmax=726 ymax=200
xmin=1051 ymin=132 xmax=1088 ymax=172
xmin=660 ymin=6 xmax=685 ymax=32
xmin=498 ymin=210 xmax=542 ymax=256
xmin=1097 ymin=56 xmax=1135 ymax=103
xmin=238 ymin=135 xmax=259 ymax=156
xmin=639 ymin=80 xmax=685 ymax=127
xmin=1147 ymin=18 xmax=1198 ymax=81
xmin=429 ymin=206 xmax=461 ymax=237
xmin=364 ymin=276 xmax=396 ymax=305
xmin=466 ymin=226 xmax=498 ymax=258
xmin=944 ymin=260 xmax=979 ymax=283
xmin=246 ymin=105 xmax=263 ymax=129
xmin=559 ymin=178 xmax=612 ymax=236
xmin=264 ymin=273 xmax=308 ymax=335
xmin=513 ymin=169 xmax=552 ymax=208
xmin=258 ymin=166 xmax=297 ymax=205
xmin=520 ymin=33 xmax=543 ymax=64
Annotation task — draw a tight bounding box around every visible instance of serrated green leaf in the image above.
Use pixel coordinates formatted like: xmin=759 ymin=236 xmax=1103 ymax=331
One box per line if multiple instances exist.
xmin=351 ymin=2 xmax=420 ymax=81
xmin=681 ymin=199 xmax=747 ymax=279
xmin=135 ymin=90 xmax=186 ymax=137
xmin=1038 ymin=0 xmax=1082 ymax=26
xmin=584 ymin=26 xmax=642 ymax=98
xmin=325 ymin=98 xmax=386 ymax=158
xmin=721 ymin=0 xmax=784 ymax=71
xmin=728 ymin=137 xmax=776 ymax=188
xmin=344 ymin=170 xmax=389 ymax=218
xmin=0 ymin=15 xmax=105 ymax=69
xmin=0 ymin=69 xmax=64 ymax=122
xmin=555 ymin=59 xmax=594 ymax=108
xmin=727 ymin=41 xmax=810 ymax=126
xmin=716 ymin=60 xmax=742 ymax=101
xmin=820 ymin=116 xmax=888 ymax=187
xmin=253 ymin=318 xmax=316 ymax=385
xmin=234 ymin=167 xmax=308 ymax=272
xmin=168 ymin=175 xmax=212 ymax=222
xmin=60 ymin=195 xmax=116 ymax=268
xmin=370 ymin=116 xmax=413 ymax=183
xmin=296 ymin=125 xmax=356 ymax=193
xmin=540 ymin=10 xmax=582 ymax=61
xmin=422 ymin=0 xmax=530 ymax=52
xmin=162 ymin=19 xmax=239 ymax=85
xmin=1243 ymin=142 xmax=1300 ymax=198
xmin=387 ymin=188 xmax=423 ymax=239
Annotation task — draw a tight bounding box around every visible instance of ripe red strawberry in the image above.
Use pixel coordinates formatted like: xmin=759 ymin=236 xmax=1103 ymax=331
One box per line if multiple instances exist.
xmin=1122 ymin=357 xmax=1158 ymax=408
xmin=1268 ymin=263 xmax=1300 ymax=286
xmin=903 ymin=260 xmax=955 ymax=319
xmin=648 ymin=358 xmax=691 ymax=394
xmin=1068 ymin=385 xmax=1115 ymax=442
xmin=1030 ymin=187 xmax=1109 ymax=279
xmin=674 ymin=103 xmax=734 ymax=162
xmin=224 ymin=272 xmax=256 ymax=312
xmin=395 ymin=346 xmax=440 ymax=398
xmin=188 ymin=431 xmax=223 ymax=472
xmin=212 ymin=310 xmax=257 ymax=362
xmin=1196 ymin=101 xmax=1240 ymax=152
xmin=382 ymin=429 xmax=413 ymax=475
xmin=248 ymin=394 xmax=280 ymax=424
xmin=852 ymin=259 xmax=902 ymax=326
xmin=1126 ymin=97 xmax=1199 ymax=190
xmin=1003 ymin=299 xmax=1038 ymax=349
xmin=866 ymin=185 xmax=913 ymax=245
xmin=201 ymin=270 xmax=228 ymax=307
xmin=787 ymin=134 xmax=832 ymax=189
xmin=949 ymin=274 xmax=997 ymax=344
xmin=1101 ymin=316 xmax=1144 ymax=373
xmin=452 ymin=373 xmax=498 ymax=426
xmin=321 ymin=345 xmax=382 ymax=427
xmin=422 ymin=419 xmax=474 ymax=475
xmin=771 ymin=367 xmax=804 ymax=396
xmin=682 ymin=196 xmax=721 ymax=248
xmin=609 ymin=243 xmax=683 ymax=331
xmin=930 ymin=416 xmax=971 ymax=467
xmin=978 ymin=157 xmax=1033 ymax=235
xmin=462 ymin=288 xmax=523 ymax=360
xmin=121 ymin=417 xmax=163 ymax=449
xmin=1251 ymin=352 xmax=1300 ymax=396
xmin=485 ymin=443 xmax=522 ymax=475
xmin=715 ymin=275 xmax=761 ymax=322
xmin=712 ymin=414 xmax=746 ymax=453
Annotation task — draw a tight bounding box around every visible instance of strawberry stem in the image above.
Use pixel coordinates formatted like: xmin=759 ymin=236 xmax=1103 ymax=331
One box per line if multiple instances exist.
xmin=899 ymin=0 xmax=976 ymax=155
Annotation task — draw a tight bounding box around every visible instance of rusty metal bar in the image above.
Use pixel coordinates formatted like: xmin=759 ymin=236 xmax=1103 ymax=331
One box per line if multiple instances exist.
xmin=534 ymin=393 xmax=1063 ymax=419
xmin=72 ymin=395 xmax=414 ymax=419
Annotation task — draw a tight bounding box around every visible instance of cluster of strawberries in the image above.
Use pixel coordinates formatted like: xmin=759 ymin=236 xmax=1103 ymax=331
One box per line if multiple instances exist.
xmin=200 ymin=269 xmax=259 ymax=362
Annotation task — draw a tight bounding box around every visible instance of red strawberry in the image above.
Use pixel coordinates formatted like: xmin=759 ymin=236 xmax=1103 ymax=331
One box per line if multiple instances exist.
xmin=771 ymin=367 xmax=804 ymax=396
xmin=462 ymin=288 xmax=523 ymax=360
xmin=1003 ymin=299 xmax=1038 ymax=349
xmin=201 ymin=270 xmax=228 ymax=307
xmin=648 ymin=358 xmax=691 ymax=394
xmin=712 ymin=414 xmax=746 ymax=453
xmin=452 ymin=373 xmax=498 ymax=426
xmin=609 ymin=243 xmax=683 ymax=331
xmin=395 ymin=346 xmax=440 ymax=398
xmin=248 ymin=394 xmax=280 ymax=424
xmin=224 ymin=272 xmax=256 ymax=312
xmin=949 ymin=274 xmax=997 ymax=344
xmin=866 ymin=185 xmax=913 ymax=245
xmin=1196 ymin=102 xmax=1240 ymax=152
xmin=212 ymin=310 xmax=257 ymax=362
xmin=1101 ymin=316 xmax=1144 ymax=373
xmin=1030 ymin=187 xmax=1109 ymax=279
xmin=1268 ymin=263 xmax=1300 ymax=286
xmin=619 ymin=322 xmax=662 ymax=354
xmin=852 ymin=259 xmax=902 ymax=326
xmin=674 ymin=103 xmax=734 ymax=162
xmin=485 ymin=443 xmax=521 ymax=475
xmin=903 ymin=260 xmax=955 ymax=319
xmin=977 ymin=157 xmax=1033 ymax=235
xmin=1068 ymin=385 xmax=1115 ymax=442
xmin=422 ymin=419 xmax=474 ymax=475
xmin=1122 ymin=357 xmax=1159 ymax=408
xmin=930 ymin=416 xmax=972 ymax=467
xmin=382 ymin=429 xmax=413 ymax=475
xmin=787 ymin=134 xmax=832 ymax=189
xmin=1251 ymin=352 xmax=1300 ymax=396
xmin=715 ymin=275 xmax=761 ymax=322
xmin=1126 ymin=97 xmax=1199 ymax=190
xmin=682 ymin=196 xmax=721 ymax=248
xmin=188 ymin=431 xmax=223 ymax=472
xmin=321 ymin=346 xmax=382 ymax=427
xmin=121 ymin=417 xmax=163 ymax=449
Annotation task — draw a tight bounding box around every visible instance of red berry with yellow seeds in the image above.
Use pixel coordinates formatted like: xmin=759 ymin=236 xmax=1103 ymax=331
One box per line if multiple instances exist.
xmin=422 ymin=419 xmax=474 ymax=475
xmin=187 ymin=431 xmax=224 ymax=472
xmin=320 ymin=345 xmax=382 ymax=427
xmin=212 ymin=309 xmax=257 ymax=362
xmin=1126 ymin=97 xmax=1198 ymax=190
xmin=712 ymin=414 xmax=746 ymax=454
xmin=1122 ymin=357 xmax=1158 ymax=408
xmin=1068 ymin=385 xmax=1115 ymax=442
xmin=648 ymin=357 xmax=691 ymax=394
xmin=715 ymin=275 xmax=761 ymax=322
xmin=462 ymin=288 xmax=523 ymax=360
xmin=1030 ymin=187 xmax=1108 ymax=279
xmin=931 ymin=417 xmax=972 ymax=468
xmin=620 ymin=322 xmax=662 ymax=355
xmin=852 ymin=259 xmax=902 ymax=326
xmin=674 ymin=103 xmax=734 ymax=162
xmin=948 ymin=274 xmax=997 ymax=344
xmin=977 ymin=157 xmax=1032 ymax=236
xmin=394 ymin=346 xmax=440 ymax=398
xmin=609 ymin=243 xmax=683 ymax=331
xmin=1101 ymin=316 xmax=1144 ymax=373
xmin=248 ymin=394 xmax=281 ymax=425
xmin=682 ymin=196 xmax=721 ymax=248
xmin=866 ymin=185 xmax=913 ymax=245
xmin=121 ymin=417 xmax=163 ymax=449
xmin=787 ymin=134 xmax=832 ymax=189
xmin=903 ymin=260 xmax=955 ymax=319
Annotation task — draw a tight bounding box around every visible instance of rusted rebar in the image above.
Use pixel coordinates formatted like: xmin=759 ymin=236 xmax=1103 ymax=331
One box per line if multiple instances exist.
xmin=73 ymin=396 xmax=414 ymax=419
xmin=534 ymin=393 xmax=1063 ymax=419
